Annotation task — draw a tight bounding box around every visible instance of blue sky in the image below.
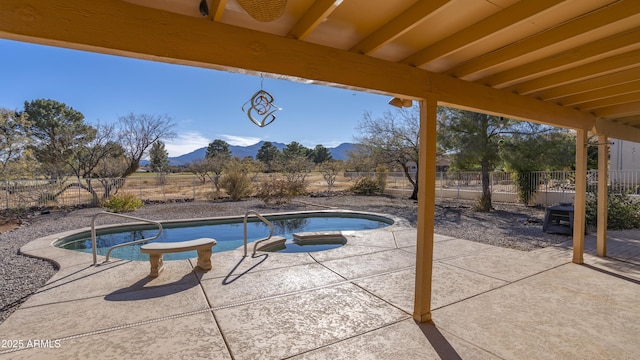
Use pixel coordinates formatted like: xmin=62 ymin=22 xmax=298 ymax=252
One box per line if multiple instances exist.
xmin=0 ymin=39 xmax=393 ymax=157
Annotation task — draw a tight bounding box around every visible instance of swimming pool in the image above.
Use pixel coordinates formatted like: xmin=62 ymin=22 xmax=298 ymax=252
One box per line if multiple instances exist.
xmin=55 ymin=211 xmax=393 ymax=261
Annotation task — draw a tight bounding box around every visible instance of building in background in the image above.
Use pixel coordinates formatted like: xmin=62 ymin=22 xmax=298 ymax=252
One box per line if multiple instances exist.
xmin=610 ymin=139 xmax=640 ymax=185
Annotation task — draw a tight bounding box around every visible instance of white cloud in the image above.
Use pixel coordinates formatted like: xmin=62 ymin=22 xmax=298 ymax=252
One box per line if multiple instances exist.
xmin=164 ymin=131 xmax=210 ymax=157
xmin=219 ymin=134 xmax=261 ymax=146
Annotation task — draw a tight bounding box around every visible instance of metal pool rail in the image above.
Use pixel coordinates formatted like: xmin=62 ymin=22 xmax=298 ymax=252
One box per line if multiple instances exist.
xmin=91 ymin=212 xmax=164 ymax=264
xmin=243 ymin=210 xmax=274 ymax=257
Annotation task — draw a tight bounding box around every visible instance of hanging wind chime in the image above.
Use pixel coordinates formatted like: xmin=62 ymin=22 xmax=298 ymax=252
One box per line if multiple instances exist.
xmin=242 ymin=77 xmax=281 ymax=128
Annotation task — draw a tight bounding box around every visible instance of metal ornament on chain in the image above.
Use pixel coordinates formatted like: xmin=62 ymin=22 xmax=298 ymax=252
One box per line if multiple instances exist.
xmin=242 ymin=78 xmax=281 ymax=128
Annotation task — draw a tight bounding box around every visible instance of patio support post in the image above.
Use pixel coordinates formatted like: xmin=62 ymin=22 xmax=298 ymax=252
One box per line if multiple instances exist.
xmin=413 ymin=96 xmax=437 ymax=323
xmin=573 ymin=129 xmax=588 ymax=264
xmin=597 ymin=134 xmax=608 ymax=257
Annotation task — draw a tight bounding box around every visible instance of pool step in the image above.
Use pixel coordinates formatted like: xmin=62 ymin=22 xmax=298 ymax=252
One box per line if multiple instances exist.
xmin=253 ymin=236 xmax=286 ymax=252
xmin=293 ymin=232 xmax=346 ymax=246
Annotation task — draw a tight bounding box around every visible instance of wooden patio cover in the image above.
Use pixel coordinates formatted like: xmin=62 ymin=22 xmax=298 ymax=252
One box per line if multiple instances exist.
xmin=2 ymin=0 xmax=640 ymax=322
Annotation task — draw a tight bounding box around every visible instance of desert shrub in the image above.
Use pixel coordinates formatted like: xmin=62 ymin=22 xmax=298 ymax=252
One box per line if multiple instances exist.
xmin=513 ymin=171 xmax=537 ymax=205
xmin=474 ymin=193 xmax=492 ymax=212
xmin=286 ymin=179 xmax=308 ymax=196
xmin=220 ymin=170 xmax=253 ymax=201
xmin=256 ymin=178 xmax=291 ymax=204
xmin=375 ymin=166 xmax=388 ymax=192
xmin=102 ymin=193 xmax=143 ymax=213
xmin=349 ymin=176 xmax=381 ymax=195
xmin=586 ymin=192 xmax=640 ymax=230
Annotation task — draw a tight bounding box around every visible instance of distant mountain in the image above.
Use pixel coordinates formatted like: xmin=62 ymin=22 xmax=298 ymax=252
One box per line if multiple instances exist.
xmin=331 ymin=143 xmax=362 ymax=162
xmin=155 ymin=141 xmax=357 ymax=166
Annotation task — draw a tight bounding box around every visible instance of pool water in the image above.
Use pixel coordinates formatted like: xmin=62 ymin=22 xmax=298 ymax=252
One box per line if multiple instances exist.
xmin=57 ymin=213 xmax=391 ymax=261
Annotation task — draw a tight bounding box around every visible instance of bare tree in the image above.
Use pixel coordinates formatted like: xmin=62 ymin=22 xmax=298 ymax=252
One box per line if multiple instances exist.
xmin=117 ymin=113 xmax=176 ymax=178
xmin=187 ymin=158 xmax=213 ymax=184
xmin=355 ymin=108 xmax=420 ymax=199
xmin=320 ymin=160 xmax=343 ymax=192
xmin=90 ymin=113 xmax=175 ymax=199
xmin=66 ymin=122 xmax=121 ymax=179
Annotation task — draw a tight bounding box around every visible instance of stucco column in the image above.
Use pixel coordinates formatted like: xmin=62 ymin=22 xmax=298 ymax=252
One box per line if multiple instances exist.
xmin=597 ymin=134 xmax=608 ymax=257
xmin=573 ymin=129 xmax=587 ymax=264
xmin=413 ymin=96 xmax=437 ymax=322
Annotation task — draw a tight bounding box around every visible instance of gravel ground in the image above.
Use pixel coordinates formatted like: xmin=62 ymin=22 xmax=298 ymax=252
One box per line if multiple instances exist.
xmin=0 ymin=194 xmax=570 ymax=323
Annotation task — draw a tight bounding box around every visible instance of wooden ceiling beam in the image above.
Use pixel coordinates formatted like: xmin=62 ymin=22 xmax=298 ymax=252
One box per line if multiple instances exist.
xmin=287 ymin=0 xmax=340 ymax=40
xmin=537 ymin=67 xmax=640 ymax=101
xmin=209 ymin=0 xmax=227 ymax=21
xmin=611 ymin=116 xmax=640 ymax=127
xmin=559 ymin=81 xmax=640 ymax=107
xmin=578 ymin=92 xmax=640 ymax=111
xmin=593 ymin=117 xmax=640 ymax=142
xmin=0 ymin=0 xmax=594 ymax=131
xmin=511 ymin=49 xmax=640 ymax=95
xmin=0 ymin=0 xmax=430 ymax=98
xmin=483 ymin=27 xmax=640 ymax=88
xmin=402 ymin=0 xmax=564 ymax=67
xmin=350 ymin=0 xmax=451 ymax=55
xmin=594 ymin=101 xmax=640 ymax=118
xmin=430 ymin=72 xmax=593 ymax=130
xmin=447 ymin=1 xmax=640 ymax=80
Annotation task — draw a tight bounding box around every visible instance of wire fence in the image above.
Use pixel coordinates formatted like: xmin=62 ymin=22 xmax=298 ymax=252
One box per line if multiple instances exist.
xmin=3 ymin=170 xmax=640 ymax=210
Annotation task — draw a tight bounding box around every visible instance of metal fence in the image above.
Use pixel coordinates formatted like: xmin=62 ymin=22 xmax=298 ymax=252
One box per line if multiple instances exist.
xmin=2 ymin=176 xmax=211 ymax=210
xmin=4 ymin=170 xmax=640 ymax=210
xmin=348 ymin=170 xmax=640 ymax=207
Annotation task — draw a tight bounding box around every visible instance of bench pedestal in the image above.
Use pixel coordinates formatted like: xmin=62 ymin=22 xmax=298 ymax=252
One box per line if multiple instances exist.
xmin=148 ymin=253 xmax=164 ymax=277
xmin=196 ymin=248 xmax=212 ymax=270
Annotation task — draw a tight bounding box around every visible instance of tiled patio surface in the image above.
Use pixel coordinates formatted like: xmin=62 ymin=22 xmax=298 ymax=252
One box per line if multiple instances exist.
xmin=1 ymin=225 xmax=638 ymax=359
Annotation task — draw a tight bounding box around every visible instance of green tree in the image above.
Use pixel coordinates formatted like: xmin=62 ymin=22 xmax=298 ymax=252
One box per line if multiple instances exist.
xmin=282 ymin=141 xmax=310 ymax=159
xmin=149 ymin=141 xmax=170 ymax=173
xmin=500 ymin=124 xmax=573 ymax=205
xmin=438 ymin=108 xmax=515 ymax=210
xmin=23 ymin=98 xmax=95 ymax=179
xmin=149 ymin=140 xmax=170 ymax=177
xmin=355 ymin=108 xmax=420 ymax=200
xmin=0 ymin=108 xmax=32 ymax=179
xmin=310 ymin=144 xmax=333 ymax=164
xmin=206 ymin=139 xmax=231 ymax=159
xmin=256 ymin=141 xmax=280 ymax=171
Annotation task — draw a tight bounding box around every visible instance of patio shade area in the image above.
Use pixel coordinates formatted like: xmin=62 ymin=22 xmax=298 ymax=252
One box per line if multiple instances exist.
xmin=0 ymin=227 xmax=639 ymax=359
xmin=2 ymin=0 xmax=640 ymax=326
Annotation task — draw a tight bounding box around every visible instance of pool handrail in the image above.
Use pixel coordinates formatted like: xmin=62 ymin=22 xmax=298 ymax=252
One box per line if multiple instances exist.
xmin=243 ymin=210 xmax=274 ymax=257
xmin=91 ymin=212 xmax=164 ymax=265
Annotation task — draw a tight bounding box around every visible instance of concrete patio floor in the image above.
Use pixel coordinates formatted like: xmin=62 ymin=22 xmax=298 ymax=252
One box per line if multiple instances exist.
xmin=1 ymin=225 xmax=639 ymax=359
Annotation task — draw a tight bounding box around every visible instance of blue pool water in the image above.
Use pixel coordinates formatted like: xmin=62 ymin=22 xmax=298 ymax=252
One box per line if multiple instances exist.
xmin=56 ymin=212 xmax=392 ymax=261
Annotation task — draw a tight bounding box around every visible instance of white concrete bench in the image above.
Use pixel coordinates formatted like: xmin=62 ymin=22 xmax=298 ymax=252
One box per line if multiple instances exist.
xmin=140 ymin=238 xmax=217 ymax=277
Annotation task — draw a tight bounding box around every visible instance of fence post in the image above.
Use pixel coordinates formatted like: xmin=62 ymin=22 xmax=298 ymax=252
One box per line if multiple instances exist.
xmin=162 ymin=178 xmax=166 ymax=201
xmin=192 ymin=176 xmax=196 ymax=201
